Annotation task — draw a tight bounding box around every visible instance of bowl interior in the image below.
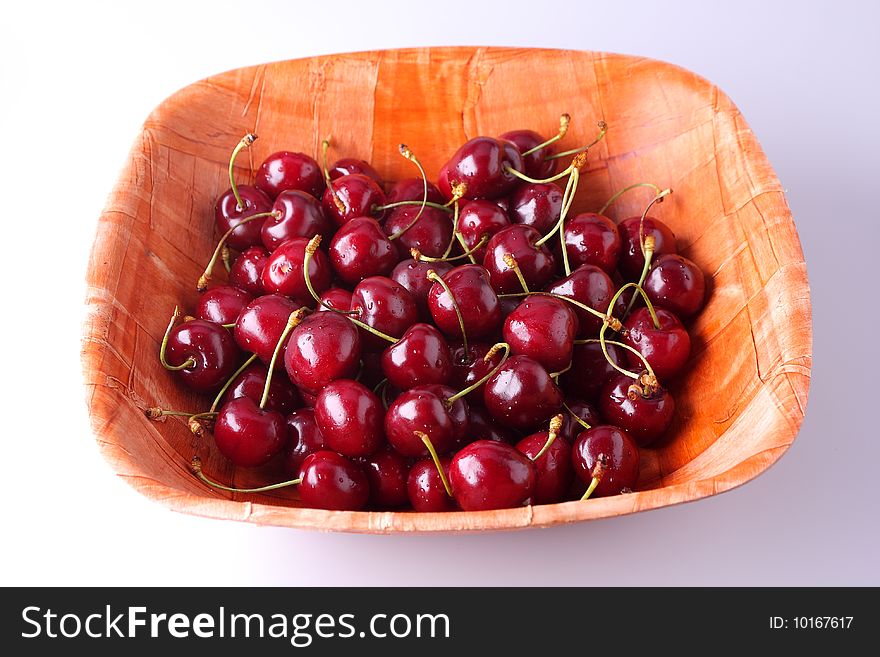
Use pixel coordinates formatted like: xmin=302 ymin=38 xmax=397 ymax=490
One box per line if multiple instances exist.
xmin=83 ymin=47 xmax=811 ymax=532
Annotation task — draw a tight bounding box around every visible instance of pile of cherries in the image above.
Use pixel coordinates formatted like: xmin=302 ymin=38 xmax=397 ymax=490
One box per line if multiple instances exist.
xmin=153 ymin=114 xmax=707 ymax=513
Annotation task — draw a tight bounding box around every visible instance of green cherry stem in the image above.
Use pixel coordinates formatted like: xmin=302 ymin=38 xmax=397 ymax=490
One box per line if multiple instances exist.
xmin=221 ymin=245 xmax=232 ymax=273
xmin=546 ymin=120 xmax=607 ymax=161
xmin=502 ymin=253 xmax=531 ymax=293
xmin=574 ymin=336 xmax=656 ymax=383
xmin=145 ymin=408 xmax=203 ymax=420
xmin=228 ymin=133 xmax=257 ymax=210
xmin=445 ymin=342 xmax=511 ymax=405
xmin=387 ymin=144 xmax=430 ymax=240
xmin=521 ymin=113 xmax=571 ymax=156
xmin=209 ymin=353 xmax=259 ymax=413
xmin=426 ymin=268 xmax=468 ymax=355
xmin=580 ymin=453 xmax=608 ymax=501
xmin=260 ymin=308 xmax=308 ymax=409
xmin=414 ymin=431 xmax=453 ymax=497
xmin=159 ymin=306 xmax=196 ymax=371
xmin=410 ymin=234 xmax=488 ymax=264
xmin=598 ymin=182 xmax=663 ymax=216
xmin=198 ymin=210 xmax=280 ymax=291
xmin=532 ymin=414 xmax=565 ymax=461
xmin=191 ymin=457 xmax=302 ymax=493
xmin=497 ymin=290 xmax=622 ymax=329
xmin=562 ymin=400 xmax=592 ymax=431
xmin=549 ymin=360 xmax=572 ymax=382
xmin=373 ymin=200 xmax=452 ymax=214
xmin=610 ymin=281 xmax=661 ymax=330
xmin=534 ymin=163 xmax=579 ymax=248
xmin=504 ymin=151 xmax=587 ymax=185
xmin=321 ymin=136 xmax=346 ymax=215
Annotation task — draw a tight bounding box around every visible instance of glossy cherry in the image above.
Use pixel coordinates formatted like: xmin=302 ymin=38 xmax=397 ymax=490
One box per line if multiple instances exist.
xmin=328 ymin=216 xmax=397 ymax=285
xmin=391 ymin=259 xmax=452 ymax=318
xmin=456 ymin=200 xmax=511 ymax=261
xmin=255 ymin=151 xmax=324 ymax=200
xmin=214 ymin=184 xmax=274 ymax=252
xmin=499 ymin=129 xmax=556 ymax=179
xmin=503 ymin=296 xmax=576 ymax=372
xmin=220 ymin=361 xmax=300 ymax=416
xmin=385 ymin=177 xmax=444 ymax=205
xmin=349 ymin=276 xmax=418 ymax=350
xmin=381 ymin=323 xmax=452 ymax=390
xmin=322 ymin=173 xmax=385 ymax=226
xmin=317 ymin=287 xmax=353 ymax=313
xmin=407 ymin=456 xmax=455 ymax=512
xmin=383 ymin=205 xmax=452 ymax=259
xmin=483 ymin=225 xmax=556 ymax=293
xmin=314 ymin=379 xmax=384 ymax=457
xmin=262 ymin=190 xmax=333 ymax=252
xmin=545 ymin=264 xmax=615 ymax=337
xmin=233 ymin=294 xmax=301 ymax=365
xmin=384 ymin=385 xmax=465 ymax=457
xmin=558 ymin=399 xmax=601 ymax=442
xmin=508 ymin=182 xmax=563 ymax=233
xmin=228 ymin=246 xmax=269 ymax=297
xmin=617 ymin=215 xmax=677 ymax=280
xmin=427 ymin=264 xmax=501 ymax=341
xmin=328 ymin=157 xmax=383 ymax=184
xmin=484 ymin=355 xmax=563 ymax=430
xmin=164 ymin=318 xmax=240 ymax=392
xmin=195 ymin=286 xmax=252 ymax=326
xmin=622 ymin=307 xmax=691 ymax=380
xmin=449 ymin=343 xmax=504 ymax=406
xmin=572 ymin=425 xmax=640 ymax=497
xmin=284 ymin=311 xmax=361 ymax=394
xmin=600 ymin=375 xmax=675 ymax=447
xmin=467 ymin=406 xmax=516 ymax=444
xmin=449 ymin=440 xmax=536 ymax=511
xmin=438 ymin=136 xmax=524 ymax=200
xmin=561 ymin=341 xmax=628 ymax=402
xmin=261 ymin=237 xmax=332 ymax=307
xmin=214 ymin=396 xmax=287 ymax=467
xmin=643 ymin=254 xmax=706 ymax=318
xmin=562 ymin=212 xmax=621 ymax=275
xmin=360 ymin=447 xmax=410 ymax=508
xmin=516 ymin=422 xmax=574 ymax=504
xmin=298 ymin=450 xmax=370 ymax=511
xmin=281 ymin=408 xmax=326 ymax=476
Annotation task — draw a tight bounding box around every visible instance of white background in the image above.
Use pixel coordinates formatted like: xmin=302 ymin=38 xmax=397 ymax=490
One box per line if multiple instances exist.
xmin=1 ymin=0 xmax=877 ymax=586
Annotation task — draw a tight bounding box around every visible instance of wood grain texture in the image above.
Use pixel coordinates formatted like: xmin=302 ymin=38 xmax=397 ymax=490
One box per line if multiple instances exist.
xmin=82 ymin=47 xmax=812 ymax=532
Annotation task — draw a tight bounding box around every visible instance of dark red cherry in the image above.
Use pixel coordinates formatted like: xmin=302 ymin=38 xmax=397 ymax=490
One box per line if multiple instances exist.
xmin=314 ymin=379 xmax=384 ymax=457
xmin=484 ymin=224 xmax=555 ymax=294
xmin=260 ymin=237 xmax=331 ymax=307
xmin=622 ymin=307 xmax=691 ymax=380
xmin=317 ymin=287 xmax=353 ymax=313
xmin=456 ymin=200 xmax=511 ymax=262
xmin=561 ymin=341 xmax=628 ymax=402
xmin=421 ymin=383 xmax=469 ymax=445
xmin=214 ymin=185 xmax=274 ymax=251
xmin=484 ymin=355 xmax=563 ymax=430
xmin=298 ymin=451 xmax=370 ymax=511
xmin=449 ymin=440 xmax=535 ymax=511
xmin=427 ymin=264 xmax=501 ymax=341
xmin=499 ymin=296 xmax=521 ymax=321
xmin=558 ymin=399 xmax=601 ymax=442
xmin=572 ymin=425 xmax=640 ymax=497
xmin=255 ymin=151 xmax=325 ymax=200
xmin=195 ymin=285 xmax=252 ymax=325
xmin=262 ymin=190 xmax=333 ymax=252
xmin=383 ymin=205 xmax=452 ymax=260
xmin=220 ymin=361 xmax=300 ymax=416
xmin=233 ymin=294 xmax=301 ymax=365
xmin=281 ymin=408 xmax=326 ymax=476
xmin=228 ymin=246 xmax=269 ymax=297
xmin=438 ymin=136 xmax=524 ymax=200
xmin=617 ymin=215 xmax=677 ymax=280
xmin=449 ymin=343 xmax=504 ymax=406
xmin=213 ymin=397 xmax=286 ymax=467
xmin=358 ymin=349 xmax=388 ymax=391
xmin=600 ymin=375 xmax=675 ymax=447
xmin=391 ymin=259 xmax=452 ymax=317
xmin=328 ymin=158 xmax=382 ymax=184
xmin=516 ymin=429 xmax=574 ymax=504
xmin=360 ymin=447 xmax=410 ymax=508
xmin=643 ymin=254 xmax=706 ymax=318
xmin=385 ymin=177 xmax=444 ymax=205
xmin=467 ymin=406 xmax=516 ymax=443
xmin=499 ymin=129 xmax=556 ymax=179
xmin=384 ymin=387 xmax=459 ymax=457
xmin=321 ymin=173 xmax=385 ymax=226
xmin=328 ymin=216 xmax=397 ymax=285
xmin=545 ymin=264 xmax=615 ymax=337
xmin=165 ymin=319 xmax=240 ymax=392
xmin=349 ymin=276 xmax=418 ymax=350
xmin=508 ymin=182 xmax=563 ymax=234
xmin=562 ymin=212 xmax=621 ymax=275
xmin=503 ymin=296 xmax=576 ymax=372
xmin=284 ymin=311 xmax=361 ymax=394
xmin=299 ymin=389 xmax=318 ymax=409
xmin=407 ymin=456 xmax=455 ymax=512
xmin=381 ymin=323 xmax=452 ymax=390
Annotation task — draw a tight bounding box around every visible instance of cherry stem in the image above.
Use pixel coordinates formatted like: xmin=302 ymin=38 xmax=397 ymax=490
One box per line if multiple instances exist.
xmin=580 ymin=453 xmax=608 ymax=501
xmin=187 ymin=412 xmax=219 ymax=438
xmin=260 ymin=309 xmax=308 ymax=409
xmin=440 ymin=200 xmax=461 ymax=259
xmin=532 ymin=414 xmax=564 ymax=461
xmin=426 ymin=268 xmax=468 ymax=355
xmin=209 ymin=353 xmax=259 ymax=413
xmin=411 ymin=234 xmax=487 ymax=264
xmin=372 ymin=377 xmax=388 ymax=394
xmin=445 ymin=342 xmax=510 ymax=405
xmin=610 ymin=281 xmax=661 ymax=330
xmin=521 ymin=113 xmax=572 ymax=156
xmin=198 ymin=210 xmax=279 ymax=292
xmin=191 ymin=457 xmax=302 ymax=494
xmin=145 ymin=408 xmax=202 ymax=420
xmin=504 ymin=150 xmax=587 ymax=185
xmin=598 ymin=182 xmax=663 ymax=216
xmin=574 ymin=336 xmax=655 ymax=382
xmin=321 ymin=136 xmax=346 ymax=215
xmin=443 ymin=181 xmax=468 ymax=208
xmin=534 ymin=165 xmax=579 ymax=248
xmin=160 ymin=306 xmax=196 ymax=371
xmin=622 ymin=234 xmax=657 ymax=320
xmin=502 ymin=253 xmax=531 ymax=293
xmin=374 ymin=200 xmax=452 ymax=213
xmin=549 ymin=361 xmax=572 ymax=381
xmin=497 ymin=290 xmax=619 ymax=327
xmin=221 ymin=245 xmax=232 ymax=273
xmin=387 ymin=144 xmax=429 ymax=240
xmin=228 ymin=133 xmax=257 ymax=210
xmin=561 ymin=400 xmax=592 ymax=431
xmin=546 ymin=120 xmax=607 ymax=161
xmin=415 ymin=432 xmax=453 ymax=497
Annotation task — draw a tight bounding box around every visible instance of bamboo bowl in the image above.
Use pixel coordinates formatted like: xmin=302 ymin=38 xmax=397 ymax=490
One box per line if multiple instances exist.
xmin=82 ymin=47 xmax=812 ymax=533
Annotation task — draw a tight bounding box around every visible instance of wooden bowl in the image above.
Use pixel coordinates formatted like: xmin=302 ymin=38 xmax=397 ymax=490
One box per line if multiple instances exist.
xmin=82 ymin=47 xmax=811 ymax=533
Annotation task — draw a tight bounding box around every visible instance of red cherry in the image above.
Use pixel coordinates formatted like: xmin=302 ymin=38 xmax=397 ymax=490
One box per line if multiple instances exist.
xmin=220 ymin=361 xmax=300 ymax=416
xmin=499 ymin=129 xmax=556 ymax=179
xmin=349 ymin=276 xmax=418 ymax=350
xmin=329 ymin=216 xmax=397 ymax=286
xmin=384 ymin=386 xmax=462 ymax=457
xmin=383 ymin=205 xmax=452 ymax=259
xmin=456 ymin=200 xmax=511 ymax=262
xmin=407 ymin=456 xmax=455 ymax=512
xmin=600 ymin=375 xmax=675 ymax=447
xmin=562 ymin=212 xmax=621 ymax=275
xmin=262 ymin=190 xmax=333 ymax=252
xmin=228 ymin=246 xmax=269 ymax=297
xmin=572 ymin=425 xmax=640 ymax=498
xmin=503 ymin=296 xmax=577 ymax=372
xmin=386 ymin=177 xmax=444 ymax=205
xmin=298 ymin=451 xmax=370 ymax=511
xmin=214 ymin=185 xmax=274 ymax=251
xmin=643 ymin=254 xmax=706 ymax=318
xmin=281 ymin=408 xmax=326 ymax=476
xmin=165 ymin=318 xmax=240 ymax=392
xmin=233 ymin=294 xmax=301 ymax=365
xmin=195 ymin=286 xmax=252 ymax=326
xmin=438 ymin=137 xmax=524 ymax=200
xmin=214 ymin=397 xmax=287 ymax=467
xmin=391 ymin=259 xmax=452 ymax=318
xmin=317 ymin=287 xmax=353 ymax=313
xmin=314 ymin=379 xmax=384 ymax=457
xmin=328 ymin=158 xmax=383 ymax=184
xmin=622 ymin=307 xmax=691 ymax=380
xmin=255 ymin=151 xmax=325 ymax=200
xmin=558 ymin=399 xmax=601 ymax=442
xmin=467 ymin=406 xmax=516 ymax=443
xmin=321 ymin=173 xmax=385 ymax=226
xmin=545 ymin=264 xmax=615 ymax=337
xmin=484 ymin=355 xmax=563 ymax=429
xmin=261 ymin=237 xmax=332 ymax=307
xmin=561 ymin=341 xmax=628 ymax=402
xmin=449 ymin=343 xmax=504 ymax=406
xmin=381 ymin=323 xmax=453 ymax=390
xmin=508 ymin=182 xmax=563 ymax=233
xmin=617 ymin=215 xmax=677 ymax=280
xmin=516 ymin=423 xmax=573 ymax=504
xmin=360 ymin=447 xmax=410 ymax=508
xmin=284 ymin=311 xmax=360 ymax=395
xmin=483 ymin=224 xmax=556 ymax=293
xmin=449 ymin=440 xmax=536 ymax=511
xmin=427 ymin=264 xmax=501 ymax=341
